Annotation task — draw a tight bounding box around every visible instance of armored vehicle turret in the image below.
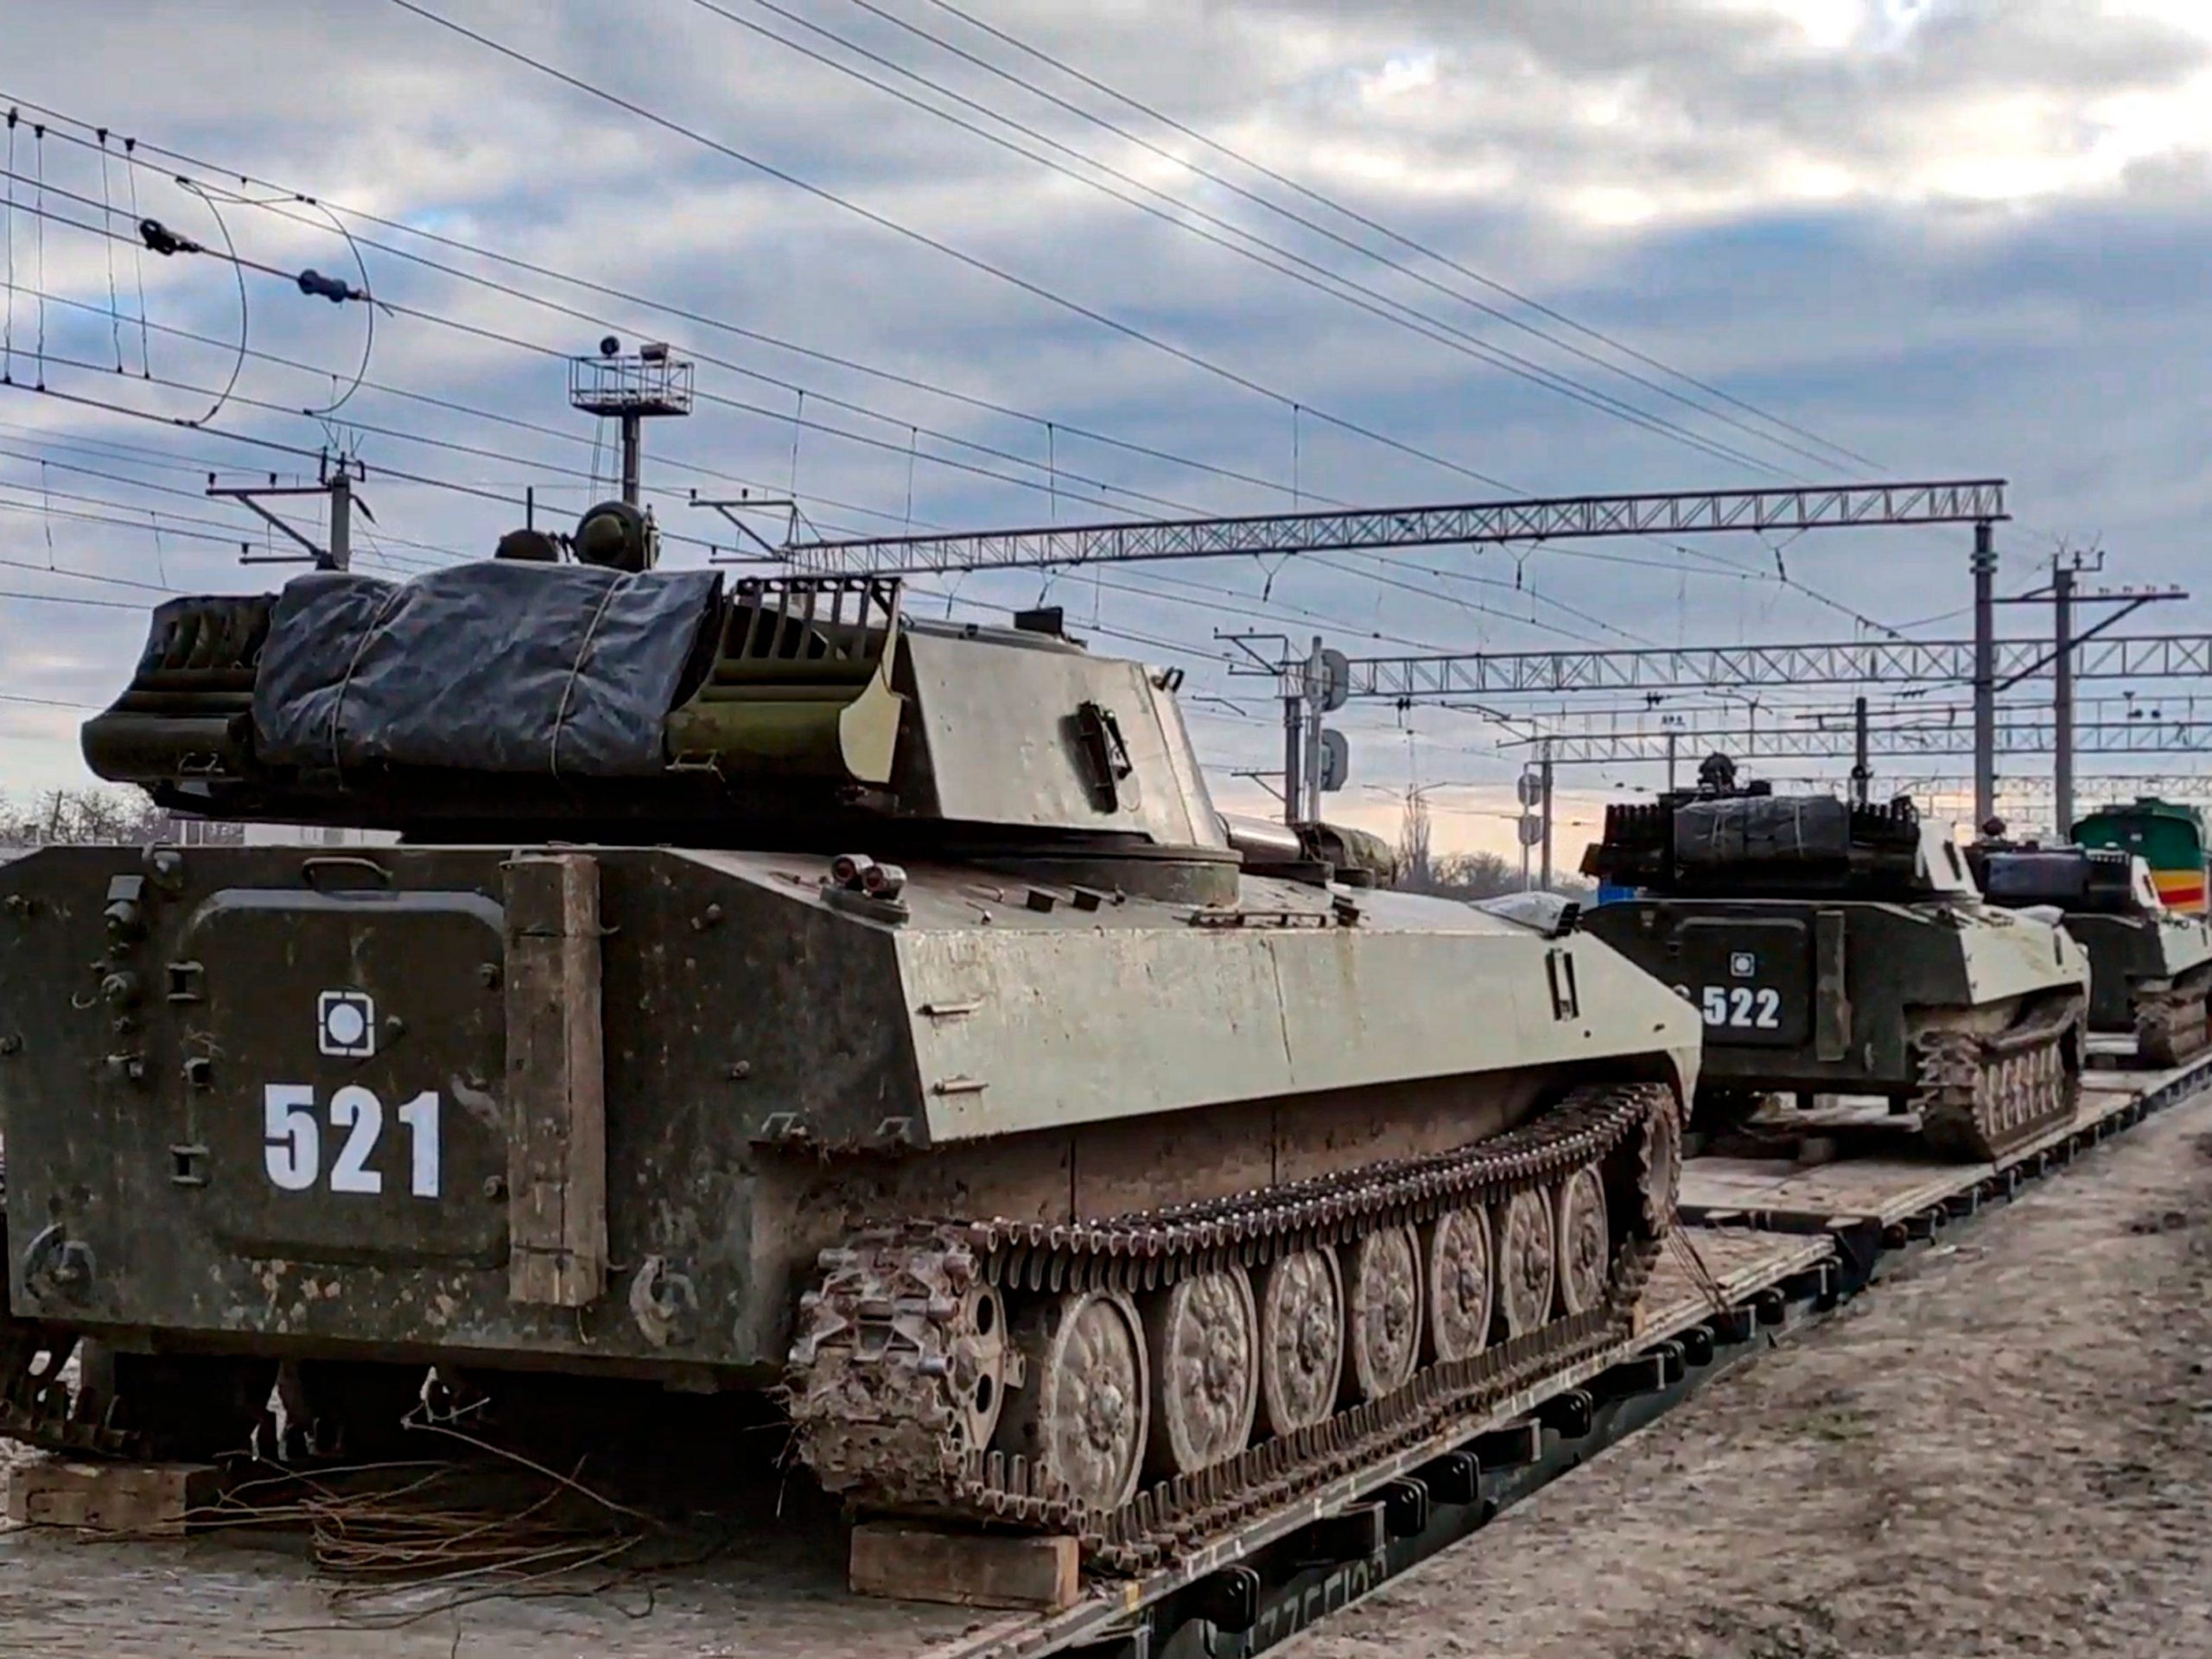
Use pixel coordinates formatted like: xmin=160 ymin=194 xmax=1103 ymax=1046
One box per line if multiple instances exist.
xmin=1 ymin=558 xmax=1693 ymax=1561
xmin=1968 ymin=831 xmax=2212 ymax=1067
xmin=1580 ymin=757 xmax=2088 ymax=1160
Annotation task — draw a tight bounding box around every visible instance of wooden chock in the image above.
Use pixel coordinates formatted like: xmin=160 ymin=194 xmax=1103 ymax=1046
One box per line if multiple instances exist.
xmin=849 ymin=1521 xmax=1081 ymax=1612
xmin=5 ymin=1459 xmax=225 ymax=1536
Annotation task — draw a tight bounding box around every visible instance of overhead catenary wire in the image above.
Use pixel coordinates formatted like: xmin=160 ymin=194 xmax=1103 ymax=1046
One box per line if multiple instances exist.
xmin=9 ymin=284 xmax=1853 ymax=664
xmin=906 ymin=0 xmax=1884 ymax=472
xmin=7 ymin=223 xmax=1653 ymax=654
xmin=683 ymin=0 xmax=1813 ymax=478
xmin=0 ymin=187 xmax=1218 ymax=521
xmin=841 ymin=0 xmax=1869 ymax=473
xmin=9 ymin=112 xmax=1912 ymax=663
xmin=11 ymin=90 xmax=1333 ymax=510
xmin=3 ymin=274 xmax=956 ymax=536
xmin=0 ymin=445 xmax=457 ymax=567
xmin=0 ymin=484 xmax=442 ymax=579
xmin=21 ymin=180 xmax=1903 ymax=642
xmin=378 ymin=0 xmax=1541 ymax=499
xmin=3 ymin=108 xmax=16 ymax=380
xmin=94 ymin=127 xmax=123 ymax=372
xmin=13 ymin=100 xmax=1904 ymax=634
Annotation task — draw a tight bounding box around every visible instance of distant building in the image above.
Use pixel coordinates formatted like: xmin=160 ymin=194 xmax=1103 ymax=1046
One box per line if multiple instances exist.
xmin=239 ymin=823 xmax=399 ymax=848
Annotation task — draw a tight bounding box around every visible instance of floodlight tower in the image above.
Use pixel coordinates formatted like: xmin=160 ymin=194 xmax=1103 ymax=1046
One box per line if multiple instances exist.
xmin=569 ymin=336 xmax=695 ymax=507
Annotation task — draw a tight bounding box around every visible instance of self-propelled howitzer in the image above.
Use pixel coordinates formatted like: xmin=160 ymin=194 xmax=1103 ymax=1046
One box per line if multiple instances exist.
xmin=1968 ymin=837 xmax=2212 ymax=1067
xmin=1 ymin=561 xmax=1694 ymax=1561
xmin=1580 ymin=761 xmax=2088 ymax=1160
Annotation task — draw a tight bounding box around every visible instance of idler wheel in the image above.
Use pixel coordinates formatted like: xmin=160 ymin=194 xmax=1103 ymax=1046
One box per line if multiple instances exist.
xmin=1255 ymin=1246 xmax=1343 ymax=1439
xmin=1554 ymin=1166 xmax=1611 ymax=1316
xmin=1344 ymin=1224 xmax=1421 ymax=1402
xmin=1143 ymin=1267 xmax=1258 ymax=1478
xmin=1000 ymin=1288 xmax=1148 ymax=1513
xmin=1495 ymin=1190 xmax=1557 ymax=1338
xmin=1423 ymin=1202 xmax=1494 ymax=1362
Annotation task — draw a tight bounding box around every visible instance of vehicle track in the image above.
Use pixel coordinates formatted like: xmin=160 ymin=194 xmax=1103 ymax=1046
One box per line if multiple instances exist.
xmin=1288 ymin=1088 xmax=2212 ymax=1659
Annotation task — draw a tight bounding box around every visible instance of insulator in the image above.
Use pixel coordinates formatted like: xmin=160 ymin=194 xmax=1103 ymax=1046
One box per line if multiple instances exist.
xmin=296 ymin=269 xmax=361 ymax=304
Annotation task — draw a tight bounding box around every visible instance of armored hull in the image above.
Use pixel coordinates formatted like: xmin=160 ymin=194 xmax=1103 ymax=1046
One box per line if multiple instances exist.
xmin=0 ymin=563 xmax=1694 ymax=1558
xmin=1974 ymin=843 xmax=2212 ymax=1068
xmin=1582 ymin=772 xmax=2088 ymax=1160
xmin=1582 ymin=893 xmax=2087 ymax=1156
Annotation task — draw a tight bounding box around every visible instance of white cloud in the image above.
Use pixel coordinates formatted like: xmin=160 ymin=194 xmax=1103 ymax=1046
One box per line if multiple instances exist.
xmin=0 ymin=0 xmax=2206 ymax=850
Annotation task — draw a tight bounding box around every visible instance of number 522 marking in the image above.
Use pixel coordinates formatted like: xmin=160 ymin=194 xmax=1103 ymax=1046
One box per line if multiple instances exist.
xmin=264 ymin=1084 xmax=442 ymax=1198
xmin=1675 ymin=985 xmax=1783 ymax=1030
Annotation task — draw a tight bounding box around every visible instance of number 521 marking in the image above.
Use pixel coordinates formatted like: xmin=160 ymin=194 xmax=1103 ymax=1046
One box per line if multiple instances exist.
xmin=264 ymin=1084 xmax=442 ymax=1198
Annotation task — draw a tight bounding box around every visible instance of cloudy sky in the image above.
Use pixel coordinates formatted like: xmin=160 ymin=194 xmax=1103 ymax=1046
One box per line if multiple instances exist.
xmin=3 ymin=0 xmax=2210 ymax=853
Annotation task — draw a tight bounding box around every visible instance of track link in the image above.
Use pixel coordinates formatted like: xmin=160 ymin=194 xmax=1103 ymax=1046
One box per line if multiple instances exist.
xmin=2133 ymin=971 xmax=2212 ymax=1070
xmin=1916 ymin=994 xmax=2085 ymax=1161
xmin=786 ymin=1083 xmax=1679 ymax=1570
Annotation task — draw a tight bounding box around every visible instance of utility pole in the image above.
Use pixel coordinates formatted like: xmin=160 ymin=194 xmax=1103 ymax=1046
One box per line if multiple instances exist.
xmin=2053 ymin=557 xmax=2075 ymax=838
xmin=1972 ymin=519 xmax=1998 ymax=830
xmin=1664 ymin=726 xmax=1680 ymax=793
xmin=1850 ymin=695 xmax=1871 ymax=806
xmin=207 ymin=454 xmax=369 ymax=572
xmin=1538 ymin=743 xmax=1556 ymax=889
xmin=1992 ymin=550 xmax=2183 ymax=840
xmin=1303 ymin=635 xmax=1326 ymax=825
xmin=1282 ymin=685 xmax=1305 ymax=829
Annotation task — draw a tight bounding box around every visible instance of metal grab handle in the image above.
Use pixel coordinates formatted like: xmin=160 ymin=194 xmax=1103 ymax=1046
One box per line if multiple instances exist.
xmin=301 ymin=855 xmax=392 ymax=891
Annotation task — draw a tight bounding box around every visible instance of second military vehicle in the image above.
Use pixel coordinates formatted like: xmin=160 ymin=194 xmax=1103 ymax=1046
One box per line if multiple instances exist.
xmin=0 ymin=543 xmax=1694 ymax=1566
xmin=1969 ymin=830 xmax=2212 ymax=1067
xmin=1581 ymin=757 xmax=2089 ymax=1160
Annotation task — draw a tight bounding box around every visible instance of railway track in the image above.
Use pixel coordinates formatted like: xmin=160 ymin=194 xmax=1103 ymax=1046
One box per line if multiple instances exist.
xmin=922 ymin=1038 xmax=2212 ymax=1659
xmin=2 ymin=1038 xmax=2202 ymax=1659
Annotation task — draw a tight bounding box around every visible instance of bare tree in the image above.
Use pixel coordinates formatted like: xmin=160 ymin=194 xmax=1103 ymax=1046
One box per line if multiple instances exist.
xmin=0 ymin=787 xmax=169 ymax=848
xmin=1395 ymin=847 xmax=1593 ymax=903
xmin=1396 ymin=790 xmax=1433 ymax=892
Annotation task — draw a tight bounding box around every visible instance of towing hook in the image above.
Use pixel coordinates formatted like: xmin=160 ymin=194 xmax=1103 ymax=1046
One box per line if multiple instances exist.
xmin=21 ymin=1223 xmax=95 ymax=1306
xmin=627 ymin=1255 xmax=698 ymax=1349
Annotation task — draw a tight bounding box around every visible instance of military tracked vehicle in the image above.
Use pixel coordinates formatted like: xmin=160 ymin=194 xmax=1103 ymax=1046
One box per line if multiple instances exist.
xmin=1580 ymin=757 xmax=2088 ymax=1160
xmin=0 ymin=552 xmax=1693 ymax=1565
xmin=1968 ymin=833 xmax=2212 ymax=1067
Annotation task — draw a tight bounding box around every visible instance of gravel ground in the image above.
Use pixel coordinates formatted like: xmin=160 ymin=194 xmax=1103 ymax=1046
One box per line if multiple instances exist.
xmin=1295 ymin=1087 xmax=2212 ymax=1659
